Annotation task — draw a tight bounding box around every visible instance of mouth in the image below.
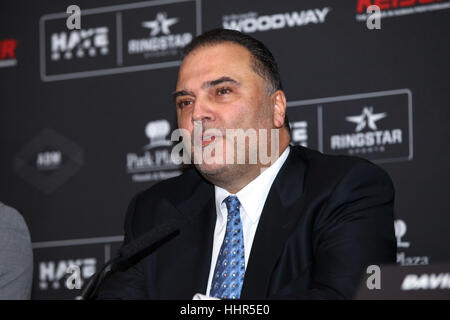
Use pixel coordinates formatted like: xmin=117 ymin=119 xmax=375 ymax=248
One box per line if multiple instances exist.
xmin=201 ymin=134 xmax=216 ymax=147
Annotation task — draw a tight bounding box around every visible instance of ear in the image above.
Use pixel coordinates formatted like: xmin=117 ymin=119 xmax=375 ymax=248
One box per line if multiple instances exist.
xmin=271 ymin=90 xmax=287 ymax=129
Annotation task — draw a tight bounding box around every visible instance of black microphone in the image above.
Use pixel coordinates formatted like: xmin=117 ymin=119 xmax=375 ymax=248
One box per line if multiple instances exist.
xmin=79 ymin=219 xmax=181 ymax=300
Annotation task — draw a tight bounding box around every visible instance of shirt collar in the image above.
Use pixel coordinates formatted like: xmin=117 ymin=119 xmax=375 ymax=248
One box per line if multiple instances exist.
xmin=215 ymin=146 xmax=291 ymax=223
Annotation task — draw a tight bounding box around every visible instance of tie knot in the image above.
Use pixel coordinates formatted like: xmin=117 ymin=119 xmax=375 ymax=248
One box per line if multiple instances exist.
xmin=223 ymin=195 xmax=240 ymax=213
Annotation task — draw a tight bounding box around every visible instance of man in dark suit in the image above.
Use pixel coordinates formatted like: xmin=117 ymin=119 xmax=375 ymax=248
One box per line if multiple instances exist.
xmin=97 ymin=29 xmax=396 ymax=300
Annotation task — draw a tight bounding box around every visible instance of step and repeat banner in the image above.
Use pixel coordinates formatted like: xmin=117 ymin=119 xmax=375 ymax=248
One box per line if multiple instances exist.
xmin=1 ymin=0 xmax=449 ymax=299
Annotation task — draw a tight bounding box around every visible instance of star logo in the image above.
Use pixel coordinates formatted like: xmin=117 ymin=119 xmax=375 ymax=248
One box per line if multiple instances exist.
xmin=346 ymin=107 xmax=387 ymax=132
xmin=141 ymin=12 xmax=178 ymax=36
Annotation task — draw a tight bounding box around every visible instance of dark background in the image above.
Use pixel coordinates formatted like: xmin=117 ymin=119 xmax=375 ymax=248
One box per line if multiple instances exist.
xmin=0 ymin=0 xmax=449 ymax=299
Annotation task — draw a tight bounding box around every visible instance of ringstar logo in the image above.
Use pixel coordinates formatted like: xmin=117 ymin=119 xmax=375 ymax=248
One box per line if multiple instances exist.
xmin=289 ymin=89 xmax=412 ymax=163
xmin=126 ymin=120 xmax=182 ymax=183
xmin=142 ymin=12 xmax=178 ymax=36
xmin=50 ymin=27 xmax=109 ymax=61
xmin=128 ymin=12 xmax=193 ymax=57
xmin=222 ymin=7 xmax=331 ymax=33
xmin=0 ymin=39 xmax=18 ymax=68
xmin=355 ymin=0 xmax=450 ymax=21
xmin=330 ymin=106 xmax=402 ymax=155
xmin=346 ymin=107 xmax=387 ymax=132
xmin=39 ymin=258 xmax=96 ymax=290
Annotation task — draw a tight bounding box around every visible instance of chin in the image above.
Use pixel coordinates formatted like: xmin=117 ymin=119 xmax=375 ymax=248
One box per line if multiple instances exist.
xmin=195 ymin=161 xmax=232 ymax=179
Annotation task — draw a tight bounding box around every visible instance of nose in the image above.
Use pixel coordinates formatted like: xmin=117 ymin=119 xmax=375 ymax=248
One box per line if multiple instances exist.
xmin=192 ymin=97 xmax=215 ymax=124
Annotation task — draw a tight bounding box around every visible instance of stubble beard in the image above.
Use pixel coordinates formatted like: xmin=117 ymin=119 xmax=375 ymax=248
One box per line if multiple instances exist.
xmin=191 ymin=132 xmax=264 ymax=191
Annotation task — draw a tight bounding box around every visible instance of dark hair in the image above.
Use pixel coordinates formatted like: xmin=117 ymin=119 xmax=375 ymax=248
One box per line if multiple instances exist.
xmin=182 ymin=28 xmax=290 ymax=132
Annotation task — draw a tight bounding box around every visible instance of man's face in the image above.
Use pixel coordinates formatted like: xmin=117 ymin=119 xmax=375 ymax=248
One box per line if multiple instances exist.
xmin=174 ymin=42 xmax=275 ymax=180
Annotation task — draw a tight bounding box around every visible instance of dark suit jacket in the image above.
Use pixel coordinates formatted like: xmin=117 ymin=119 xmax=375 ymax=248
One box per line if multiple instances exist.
xmin=97 ymin=145 xmax=396 ymax=299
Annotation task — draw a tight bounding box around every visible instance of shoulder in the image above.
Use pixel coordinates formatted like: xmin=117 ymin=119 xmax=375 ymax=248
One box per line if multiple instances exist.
xmin=0 ymin=202 xmax=31 ymax=240
xmin=134 ymin=166 xmax=208 ymax=207
xmin=295 ymin=145 xmax=378 ymax=172
xmin=0 ymin=202 xmax=33 ymax=299
xmin=123 ymin=167 xmax=211 ymax=239
xmin=291 ymin=145 xmax=393 ymax=193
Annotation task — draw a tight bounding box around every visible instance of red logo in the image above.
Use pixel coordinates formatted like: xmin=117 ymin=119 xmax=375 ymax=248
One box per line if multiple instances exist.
xmin=356 ymin=0 xmax=445 ymax=13
xmin=0 ymin=39 xmax=18 ymax=67
xmin=0 ymin=39 xmax=17 ymax=59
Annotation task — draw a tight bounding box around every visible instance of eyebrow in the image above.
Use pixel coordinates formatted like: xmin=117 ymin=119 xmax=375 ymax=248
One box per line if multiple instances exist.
xmin=202 ymin=76 xmax=240 ymax=89
xmin=172 ymin=89 xmax=195 ymax=101
xmin=172 ymin=76 xmax=240 ymax=101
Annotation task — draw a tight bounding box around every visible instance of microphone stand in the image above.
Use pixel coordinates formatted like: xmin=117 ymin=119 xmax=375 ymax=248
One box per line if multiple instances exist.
xmin=78 ymin=220 xmax=181 ymax=300
xmin=79 ymin=256 xmax=120 ymax=300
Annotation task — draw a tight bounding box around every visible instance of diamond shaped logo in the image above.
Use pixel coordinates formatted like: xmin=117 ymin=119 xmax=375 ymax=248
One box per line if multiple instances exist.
xmin=14 ymin=129 xmax=84 ymax=194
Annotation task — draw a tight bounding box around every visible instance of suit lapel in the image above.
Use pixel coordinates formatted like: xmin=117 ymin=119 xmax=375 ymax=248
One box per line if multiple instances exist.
xmin=241 ymin=146 xmax=308 ymax=299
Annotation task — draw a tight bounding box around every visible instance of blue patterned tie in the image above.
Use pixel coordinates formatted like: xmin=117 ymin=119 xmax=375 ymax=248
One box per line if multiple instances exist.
xmin=209 ymin=195 xmax=245 ymax=299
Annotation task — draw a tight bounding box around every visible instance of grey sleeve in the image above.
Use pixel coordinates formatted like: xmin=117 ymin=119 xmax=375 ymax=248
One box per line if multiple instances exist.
xmin=0 ymin=203 xmax=33 ymax=300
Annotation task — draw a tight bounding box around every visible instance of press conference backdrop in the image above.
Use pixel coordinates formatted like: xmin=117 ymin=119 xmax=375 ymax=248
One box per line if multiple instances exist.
xmin=0 ymin=0 xmax=449 ymax=299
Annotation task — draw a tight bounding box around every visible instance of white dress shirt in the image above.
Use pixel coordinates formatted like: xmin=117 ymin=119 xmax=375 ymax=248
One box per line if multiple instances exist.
xmin=205 ymin=146 xmax=291 ymax=295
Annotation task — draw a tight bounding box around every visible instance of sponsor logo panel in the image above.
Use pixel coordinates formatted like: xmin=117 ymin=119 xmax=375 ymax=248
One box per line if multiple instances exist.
xmin=40 ymin=0 xmax=200 ymax=81
xmin=287 ymin=89 xmax=413 ymax=163
xmin=401 ymin=271 xmax=450 ymax=291
xmin=43 ymin=13 xmax=116 ymax=77
xmin=321 ymin=92 xmax=411 ymax=162
xmin=395 ymin=219 xmax=430 ymax=266
xmin=32 ymin=238 xmax=123 ymax=299
xmin=32 ymin=245 xmax=101 ymax=299
xmin=122 ymin=1 xmax=196 ymax=66
xmin=222 ymin=7 xmax=331 ymax=33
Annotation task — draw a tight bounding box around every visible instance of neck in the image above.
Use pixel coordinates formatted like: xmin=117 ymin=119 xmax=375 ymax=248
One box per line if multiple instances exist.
xmin=214 ymin=166 xmax=263 ymax=194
